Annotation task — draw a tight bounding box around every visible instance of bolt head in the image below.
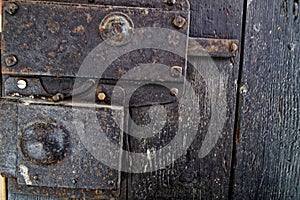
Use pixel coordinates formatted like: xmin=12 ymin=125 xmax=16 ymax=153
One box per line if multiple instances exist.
xmin=173 ymin=15 xmax=187 ymax=29
xmin=98 ymin=92 xmax=107 ymax=101
xmin=17 ymin=80 xmax=27 ymax=90
xmin=4 ymin=55 xmax=18 ymax=67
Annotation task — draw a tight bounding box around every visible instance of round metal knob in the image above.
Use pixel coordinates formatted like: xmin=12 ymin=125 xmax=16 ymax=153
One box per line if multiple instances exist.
xmin=99 ymin=12 xmax=134 ymax=46
xmin=19 ymin=122 xmax=69 ymax=165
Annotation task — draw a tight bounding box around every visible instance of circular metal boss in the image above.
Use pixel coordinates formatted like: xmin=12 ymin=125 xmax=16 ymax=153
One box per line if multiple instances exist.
xmin=99 ymin=12 xmax=134 ymax=46
xmin=19 ymin=122 xmax=69 ymax=165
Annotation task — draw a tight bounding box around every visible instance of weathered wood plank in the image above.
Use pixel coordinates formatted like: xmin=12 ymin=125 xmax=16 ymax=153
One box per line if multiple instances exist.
xmin=127 ymin=0 xmax=245 ymax=199
xmin=189 ymin=0 xmax=244 ymax=38
xmin=232 ymin=0 xmax=300 ymax=199
xmin=127 ymin=57 xmax=240 ymax=199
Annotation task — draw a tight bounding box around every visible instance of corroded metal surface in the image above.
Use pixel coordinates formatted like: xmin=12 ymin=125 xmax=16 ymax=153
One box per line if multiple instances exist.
xmin=188 ymin=37 xmax=239 ymax=58
xmin=0 ymin=0 xmax=240 ymax=199
xmin=1 ymin=1 xmax=189 ymax=78
xmin=1 ymin=0 xmax=189 ymax=104
xmin=30 ymin=0 xmax=190 ymax=11
xmin=16 ymin=103 xmax=123 ymax=190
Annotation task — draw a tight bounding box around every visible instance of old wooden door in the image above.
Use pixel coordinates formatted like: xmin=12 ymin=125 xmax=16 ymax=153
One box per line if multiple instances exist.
xmin=0 ymin=0 xmax=299 ymax=200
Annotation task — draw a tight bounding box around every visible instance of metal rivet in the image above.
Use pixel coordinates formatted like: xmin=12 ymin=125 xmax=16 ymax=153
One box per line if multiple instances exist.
xmin=98 ymin=92 xmax=107 ymax=101
xmin=165 ymin=0 xmax=176 ymax=6
xmin=4 ymin=55 xmax=18 ymax=67
xmin=33 ymin=175 xmax=38 ymax=181
xmin=5 ymin=2 xmax=19 ymax=15
xmin=72 ymin=179 xmax=77 ymax=184
xmin=170 ymin=66 xmax=183 ymax=78
xmin=173 ymin=15 xmax=187 ymax=29
xmin=17 ymin=80 xmax=27 ymax=90
xmin=99 ymin=12 xmax=134 ymax=46
xmin=170 ymin=88 xmax=179 ymax=96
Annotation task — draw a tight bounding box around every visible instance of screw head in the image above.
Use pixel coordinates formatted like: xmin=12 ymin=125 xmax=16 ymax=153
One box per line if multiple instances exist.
xmin=99 ymin=12 xmax=134 ymax=46
xmin=170 ymin=88 xmax=179 ymax=96
xmin=5 ymin=2 xmax=19 ymax=15
xmin=173 ymin=15 xmax=187 ymax=29
xmin=4 ymin=55 xmax=18 ymax=67
xmin=17 ymin=80 xmax=27 ymax=90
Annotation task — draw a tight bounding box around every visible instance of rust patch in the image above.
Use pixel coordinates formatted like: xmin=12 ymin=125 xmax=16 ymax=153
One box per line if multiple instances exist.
xmin=188 ymin=37 xmax=239 ymax=58
xmin=72 ymin=25 xmax=85 ymax=35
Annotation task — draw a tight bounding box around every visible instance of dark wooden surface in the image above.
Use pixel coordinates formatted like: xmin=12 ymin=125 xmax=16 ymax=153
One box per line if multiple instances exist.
xmin=231 ymin=0 xmax=300 ymax=199
xmin=6 ymin=0 xmax=300 ymax=199
xmin=127 ymin=0 xmax=245 ymax=199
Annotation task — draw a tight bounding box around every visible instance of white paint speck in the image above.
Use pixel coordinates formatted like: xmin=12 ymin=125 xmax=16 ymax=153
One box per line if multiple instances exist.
xmin=20 ymin=164 xmax=32 ymax=185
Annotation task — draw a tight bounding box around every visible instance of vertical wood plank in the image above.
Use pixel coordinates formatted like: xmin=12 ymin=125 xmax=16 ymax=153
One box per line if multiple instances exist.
xmin=232 ymin=0 xmax=300 ymax=199
xmin=127 ymin=0 xmax=245 ymax=199
xmin=0 ymin=176 xmax=6 ymax=200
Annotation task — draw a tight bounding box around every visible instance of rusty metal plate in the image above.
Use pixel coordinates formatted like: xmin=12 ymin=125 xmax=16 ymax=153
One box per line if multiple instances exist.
xmin=14 ymin=102 xmax=124 ymax=190
xmin=1 ymin=0 xmax=190 ymax=104
xmin=30 ymin=0 xmax=190 ymax=11
xmin=1 ymin=1 xmax=189 ymax=77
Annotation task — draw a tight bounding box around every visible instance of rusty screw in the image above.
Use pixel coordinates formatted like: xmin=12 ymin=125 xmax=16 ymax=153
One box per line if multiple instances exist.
xmin=231 ymin=43 xmax=239 ymax=53
xmin=98 ymin=92 xmax=107 ymax=101
xmin=170 ymin=66 xmax=183 ymax=78
xmin=165 ymin=0 xmax=176 ymax=6
xmin=4 ymin=55 xmax=18 ymax=67
xmin=170 ymin=88 xmax=179 ymax=96
xmin=173 ymin=15 xmax=187 ymax=29
xmin=5 ymin=2 xmax=19 ymax=15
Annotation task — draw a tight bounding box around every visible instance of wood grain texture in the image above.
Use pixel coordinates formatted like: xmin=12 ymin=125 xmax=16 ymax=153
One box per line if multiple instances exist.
xmin=128 ymin=58 xmax=240 ymax=199
xmin=232 ymin=0 xmax=300 ymax=199
xmin=189 ymin=0 xmax=244 ymax=38
xmin=127 ymin=0 xmax=245 ymax=199
xmin=0 ymin=176 xmax=6 ymax=200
